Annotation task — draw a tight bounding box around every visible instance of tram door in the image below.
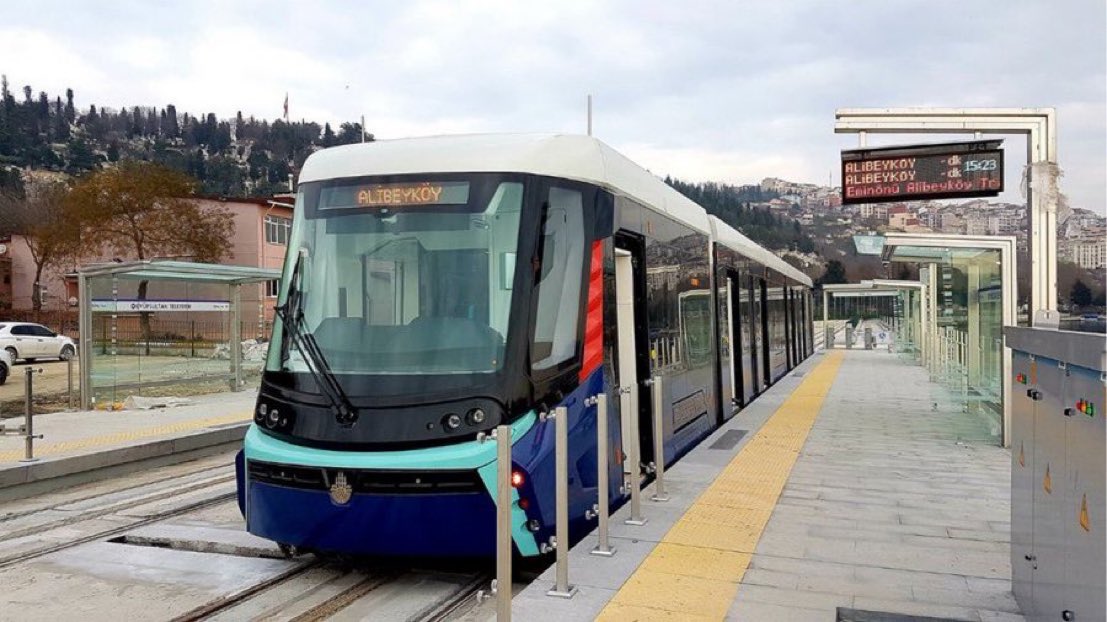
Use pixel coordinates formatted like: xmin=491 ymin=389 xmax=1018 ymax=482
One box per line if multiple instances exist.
xmin=757 ymin=277 xmax=771 ymax=388
xmin=748 ymin=277 xmax=761 ymax=394
xmin=726 ymin=272 xmax=745 ymax=410
xmin=614 ymin=239 xmax=654 ymax=474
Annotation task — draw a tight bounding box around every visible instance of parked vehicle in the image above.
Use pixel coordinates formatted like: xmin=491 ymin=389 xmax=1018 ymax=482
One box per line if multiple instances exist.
xmin=0 ymin=347 xmax=10 ymax=385
xmin=0 ymin=322 xmax=77 ymax=363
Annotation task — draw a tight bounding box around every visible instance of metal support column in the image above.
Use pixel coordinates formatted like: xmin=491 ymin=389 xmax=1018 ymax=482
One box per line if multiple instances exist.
xmin=650 ymin=375 xmax=669 ymax=502
xmin=494 ymin=424 xmax=512 ymax=620
xmin=590 ymin=393 xmax=615 ymax=556
xmin=822 ymin=289 xmax=829 ymax=349
xmin=624 ymin=382 xmax=647 ymax=526
xmin=21 ymin=367 xmax=42 ymax=462
xmin=967 ymin=262 xmax=981 ymax=389
xmin=547 ymin=406 xmax=577 ymax=598
xmin=230 ymin=283 xmax=242 ymax=391
xmin=78 ymin=272 xmax=92 ymax=410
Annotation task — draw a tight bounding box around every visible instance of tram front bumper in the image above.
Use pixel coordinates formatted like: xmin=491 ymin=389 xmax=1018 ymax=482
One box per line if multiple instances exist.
xmin=238 ymin=423 xmax=542 ymax=558
xmin=245 ymin=478 xmax=498 ymax=557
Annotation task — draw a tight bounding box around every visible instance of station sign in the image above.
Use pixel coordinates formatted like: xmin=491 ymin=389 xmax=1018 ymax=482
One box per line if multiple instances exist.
xmin=91 ymin=299 xmax=231 ymax=312
xmin=841 ymin=140 xmax=1003 ymax=204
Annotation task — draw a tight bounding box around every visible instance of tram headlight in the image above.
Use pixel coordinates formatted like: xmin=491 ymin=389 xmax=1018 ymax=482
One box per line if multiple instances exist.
xmin=443 ymin=413 xmax=462 ymax=430
xmin=266 ymin=409 xmax=280 ymax=427
xmin=467 ymin=408 xmax=486 ymax=425
xmin=258 ymin=403 xmax=268 ymax=416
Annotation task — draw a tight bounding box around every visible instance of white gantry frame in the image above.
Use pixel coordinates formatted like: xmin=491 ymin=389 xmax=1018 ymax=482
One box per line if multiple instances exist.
xmin=835 ymin=108 xmax=1057 ymax=323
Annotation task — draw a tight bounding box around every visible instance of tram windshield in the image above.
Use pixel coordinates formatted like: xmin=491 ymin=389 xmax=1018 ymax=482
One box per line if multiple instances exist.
xmin=268 ymin=175 xmax=525 ymax=376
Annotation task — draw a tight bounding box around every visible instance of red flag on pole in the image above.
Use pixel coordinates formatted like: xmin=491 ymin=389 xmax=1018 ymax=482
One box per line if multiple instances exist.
xmin=283 ymin=93 xmax=289 ymax=121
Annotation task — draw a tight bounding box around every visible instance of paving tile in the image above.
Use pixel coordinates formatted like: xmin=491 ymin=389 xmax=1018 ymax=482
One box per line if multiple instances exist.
xmin=611 ymin=569 xmax=737 ymax=619
xmin=725 ymin=599 xmax=833 ymax=621
xmin=851 ymin=596 xmax=983 ymax=621
xmin=977 ymin=611 xmax=1027 ymax=622
xmin=598 ymin=602 xmax=717 ymax=621
xmin=911 ymin=585 xmax=1021 ymax=613
xmin=636 ymin=542 xmax=751 ymax=583
xmin=735 ymin=583 xmax=853 ymax=611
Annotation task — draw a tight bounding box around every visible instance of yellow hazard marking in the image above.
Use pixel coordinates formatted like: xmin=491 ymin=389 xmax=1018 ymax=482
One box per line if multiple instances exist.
xmin=1043 ymin=463 xmax=1052 ymax=494
xmin=596 ymin=351 xmax=844 ymax=621
xmin=1080 ymin=493 xmax=1090 ymax=532
xmin=1018 ymin=441 xmax=1025 ymax=467
xmin=0 ymin=412 xmax=250 ymax=463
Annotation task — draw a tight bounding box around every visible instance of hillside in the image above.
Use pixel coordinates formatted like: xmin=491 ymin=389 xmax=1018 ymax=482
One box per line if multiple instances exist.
xmin=0 ymin=79 xmax=817 ymax=261
xmin=666 ymin=178 xmax=817 ymax=254
xmin=0 ymin=79 xmax=369 ymax=197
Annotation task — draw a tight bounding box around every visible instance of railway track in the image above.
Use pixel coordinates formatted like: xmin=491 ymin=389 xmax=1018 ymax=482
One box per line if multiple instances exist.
xmin=0 ymin=462 xmax=230 ymax=524
xmin=0 ymin=486 xmax=236 ymax=569
xmin=2 ymin=454 xmax=504 ymax=621
xmin=0 ymin=454 xmax=239 ymax=568
xmin=174 ymin=560 xmax=491 ymax=622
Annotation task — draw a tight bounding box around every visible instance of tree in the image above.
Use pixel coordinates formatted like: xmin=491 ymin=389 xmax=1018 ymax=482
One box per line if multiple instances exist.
xmin=0 ymin=180 xmax=79 ymax=312
xmin=817 ymin=259 xmax=848 ymax=286
xmin=1070 ymin=279 xmax=1092 ymax=309
xmin=66 ymin=161 xmax=234 ymax=350
xmin=64 ymin=88 xmax=75 ymax=123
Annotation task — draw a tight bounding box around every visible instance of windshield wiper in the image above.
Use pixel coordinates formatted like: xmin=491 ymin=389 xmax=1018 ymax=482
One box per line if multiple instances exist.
xmin=276 ymin=251 xmax=359 ymax=426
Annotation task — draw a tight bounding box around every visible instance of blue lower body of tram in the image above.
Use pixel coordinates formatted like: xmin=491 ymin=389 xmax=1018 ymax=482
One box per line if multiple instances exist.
xmin=237 ymin=365 xmax=710 ymax=558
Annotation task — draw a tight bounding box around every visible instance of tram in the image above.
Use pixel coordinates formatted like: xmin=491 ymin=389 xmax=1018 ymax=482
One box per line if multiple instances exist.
xmin=236 ymin=134 xmax=814 ymax=557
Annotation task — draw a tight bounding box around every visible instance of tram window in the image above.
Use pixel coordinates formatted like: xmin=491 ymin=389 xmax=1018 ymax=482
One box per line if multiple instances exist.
xmin=532 ymin=187 xmax=584 ymax=371
xmin=679 ymin=291 xmax=712 ymax=368
xmin=283 ymin=179 xmax=524 ymax=374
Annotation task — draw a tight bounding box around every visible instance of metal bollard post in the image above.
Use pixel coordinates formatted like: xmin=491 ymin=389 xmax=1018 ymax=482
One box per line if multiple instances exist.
xmin=494 ymin=424 xmax=513 ymax=619
xmin=589 ymin=393 xmax=616 ymax=556
xmin=546 ymin=406 xmax=577 ymax=598
xmin=650 ymin=375 xmax=670 ymax=502
xmin=22 ymin=367 xmax=43 ymax=463
xmin=67 ymin=356 xmax=75 ymax=411
xmin=624 ymin=383 xmax=647 ymax=526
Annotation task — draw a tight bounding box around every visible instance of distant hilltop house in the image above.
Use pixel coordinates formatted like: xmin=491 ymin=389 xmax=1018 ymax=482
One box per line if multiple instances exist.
xmin=0 ymin=195 xmax=293 ymax=322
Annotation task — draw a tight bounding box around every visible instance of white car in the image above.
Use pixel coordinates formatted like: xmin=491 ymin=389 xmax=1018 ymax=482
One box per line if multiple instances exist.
xmin=0 ymin=322 xmax=77 ymax=363
xmin=0 ymin=347 xmax=10 ymax=385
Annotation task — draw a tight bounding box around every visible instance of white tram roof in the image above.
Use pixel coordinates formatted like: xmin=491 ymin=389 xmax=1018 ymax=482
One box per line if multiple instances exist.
xmin=300 ymin=134 xmax=811 ymax=286
xmin=709 ymin=217 xmax=813 ymax=287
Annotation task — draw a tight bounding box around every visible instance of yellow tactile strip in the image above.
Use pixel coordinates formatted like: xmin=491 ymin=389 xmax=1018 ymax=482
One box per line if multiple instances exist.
xmin=598 ymin=351 xmax=845 ymax=621
xmin=0 ymin=411 xmax=250 ymax=463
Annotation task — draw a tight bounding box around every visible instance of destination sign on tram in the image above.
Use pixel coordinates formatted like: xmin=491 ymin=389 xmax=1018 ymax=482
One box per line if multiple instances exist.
xmin=320 ymin=181 xmax=471 ymax=210
xmin=841 ymin=140 xmax=1004 ymax=204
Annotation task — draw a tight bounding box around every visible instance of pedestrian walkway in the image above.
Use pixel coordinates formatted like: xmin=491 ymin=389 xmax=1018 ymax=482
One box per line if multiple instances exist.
xmin=514 ymin=349 xmax=1020 ymax=621
xmin=0 ymin=391 xmax=254 ymax=494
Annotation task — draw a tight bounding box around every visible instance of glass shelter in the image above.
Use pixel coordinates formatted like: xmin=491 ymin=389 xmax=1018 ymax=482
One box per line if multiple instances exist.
xmin=77 ymin=261 xmax=282 ymax=409
xmin=882 ymin=233 xmax=1017 ymax=446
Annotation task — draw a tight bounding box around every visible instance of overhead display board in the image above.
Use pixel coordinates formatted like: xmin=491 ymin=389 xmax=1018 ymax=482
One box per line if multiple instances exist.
xmin=841 ymin=140 xmax=1003 ymax=204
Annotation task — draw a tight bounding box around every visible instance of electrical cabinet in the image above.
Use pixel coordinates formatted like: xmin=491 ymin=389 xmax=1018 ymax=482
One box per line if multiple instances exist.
xmin=1005 ymin=326 xmax=1105 ymax=622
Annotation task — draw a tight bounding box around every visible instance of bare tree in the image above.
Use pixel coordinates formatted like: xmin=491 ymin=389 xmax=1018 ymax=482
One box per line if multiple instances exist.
xmin=0 ymin=179 xmax=79 ymax=312
xmin=66 ymin=161 xmax=234 ymax=351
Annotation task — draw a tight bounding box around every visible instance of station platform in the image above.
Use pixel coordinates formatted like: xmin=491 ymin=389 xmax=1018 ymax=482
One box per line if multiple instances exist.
xmin=0 ymin=391 xmax=254 ymax=498
xmin=515 ymin=349 xmax=1020 ymax=621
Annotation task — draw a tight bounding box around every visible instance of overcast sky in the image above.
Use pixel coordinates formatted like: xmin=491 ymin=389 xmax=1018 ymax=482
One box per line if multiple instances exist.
xmin=2 ymin=0 xmax=1104 ymax=212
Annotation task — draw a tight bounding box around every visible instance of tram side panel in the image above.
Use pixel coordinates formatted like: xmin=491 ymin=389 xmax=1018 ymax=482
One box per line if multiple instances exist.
xmin=615 ymin=196 xmax=719 ymax=470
